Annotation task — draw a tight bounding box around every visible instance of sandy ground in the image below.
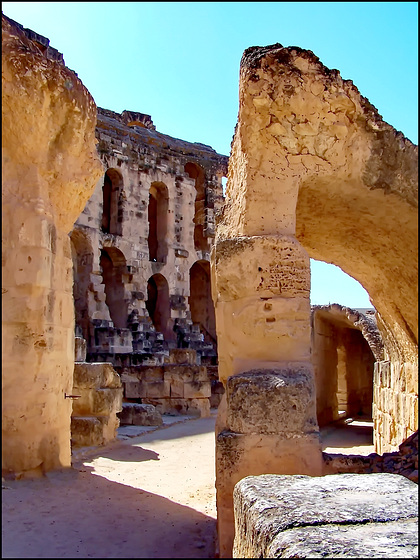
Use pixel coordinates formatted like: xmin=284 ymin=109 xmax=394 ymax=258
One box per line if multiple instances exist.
xmin=2 ymin=412 xmax=219 ymax=559
xmin=2 ymin=412 xmax=374 ymax=559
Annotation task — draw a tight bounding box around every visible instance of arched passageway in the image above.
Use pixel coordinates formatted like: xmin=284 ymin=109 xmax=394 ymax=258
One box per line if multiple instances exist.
xmin=312 ymin=306 xmax=375 ymax=427
xmin=70 ymin=229 xmax=94 ymax=343
xmin=102 ymin=168 xmax=123 ymax=235
xmin=189 ymin=260 xmax=216 ymax=345
xmin=148 ymin=182 xmax=168 ymax=263
xmin=100 ymin=247 xmax=128 ymax=329
xmin=185 ymin=162 xmax=207 ymax=253
xmin=146 ymin=273 xmax=172 ymax=339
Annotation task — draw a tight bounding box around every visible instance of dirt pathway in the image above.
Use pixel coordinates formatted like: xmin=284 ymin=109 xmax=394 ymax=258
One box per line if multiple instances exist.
xmin=2 ymin=412 xmax=375 ymax=558
xmin=2 ymin=413 xmax=218 ymax=559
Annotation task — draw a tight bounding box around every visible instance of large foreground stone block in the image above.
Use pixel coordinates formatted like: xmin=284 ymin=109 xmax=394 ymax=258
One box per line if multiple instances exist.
xmin=233 ymin=473 xmax=418 ymax=558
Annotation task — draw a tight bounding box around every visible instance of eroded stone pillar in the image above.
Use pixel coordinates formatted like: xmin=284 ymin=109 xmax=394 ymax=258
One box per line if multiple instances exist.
xmin=212 ymin=238 xmax=323 ymax=556
xmin=211 ymin=84 xmax=324 ymax=554
xmin=2 ymin=16 xmax=103 ymax=477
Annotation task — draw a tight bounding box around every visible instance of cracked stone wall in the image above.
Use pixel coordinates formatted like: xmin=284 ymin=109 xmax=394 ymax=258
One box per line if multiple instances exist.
xmin=212 ymin=43 xmax=418 ymax=557
xmin=2 ymin=15 xmax=103 ymax=477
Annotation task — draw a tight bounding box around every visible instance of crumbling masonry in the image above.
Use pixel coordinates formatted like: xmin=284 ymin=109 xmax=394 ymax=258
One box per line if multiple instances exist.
xmin=2 ymin=16 xmax=418 ymax=558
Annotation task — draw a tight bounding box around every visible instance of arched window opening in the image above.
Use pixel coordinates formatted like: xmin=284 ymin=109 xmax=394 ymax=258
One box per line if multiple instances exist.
xmin=146 ymin=274 xmax=171 ymax=339
xmin=102 ymin=168 xmax=123 ymax=235
xmin=185 ymin=162 xmax=207 ymax=253
xmin=70 ymin=229 xmax=93 ymax=343
xmin=100 ymin=248 xmax=128 ymax=329
xmin=148 ymin=182 xmax=168 ymax=263
xmin=189 ymin=260 xmax=216 ymax=344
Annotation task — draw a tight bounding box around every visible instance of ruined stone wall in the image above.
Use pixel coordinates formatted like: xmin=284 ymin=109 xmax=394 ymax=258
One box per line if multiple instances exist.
xmin=212 ymin=43 xmax=417 ymax=556
xmin=2 ymin=15 xmax=102 ymax=477
xmin=71 ymin=108 xmax=228 ymax=368
xmin=120 ymin=349 xmax=212 ymax=418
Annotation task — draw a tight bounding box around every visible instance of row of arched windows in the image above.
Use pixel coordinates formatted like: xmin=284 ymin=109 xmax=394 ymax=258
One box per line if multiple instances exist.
xmin=71 ymin=229 xmax=215 ymax=345
xmin=101 ymin=162 xmax=209 ymax=261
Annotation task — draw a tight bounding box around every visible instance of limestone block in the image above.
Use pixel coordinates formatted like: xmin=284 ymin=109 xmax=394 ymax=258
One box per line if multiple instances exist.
xmin=216 ymin=429 xmax=323 ymax=557
xmin=124 ymin=380 xmax=147 ymax=399
xmin=142 ymin=367 xmax=164 ymax=382
xmin=226 ymin=367 xmax=318 ymax=435
xmin=213 ymin=235 xmax=310 ymax=302
xmin=167 ymin=348 xmax=198 ymax=364
xmin=164 ymin=372 xmax=184 ymax=398
xmin=216 ymin=297 xmax=311 ymax=382
xmin=184 ymin=380 xmax=211 ymax=399
xmin=72 ymin=386 xmax=122 ymax=418
xmin=71 ymin=415 xmax=119 ymax=448
xmin=71 ymin=417 xmax=106 ymax=447
xmin=73 ymin=363 xmax=122 ymax=389
xmin=188 ymin=398 xmax=210 ymax=418
xmin=164 ymin=365 xmax=208 ymax=383
xmin=146 ymin=381 xmax=170 ymax=398
xmin=117 ymin=403 xmax=163 ymax=426
xmin=233 ymin=473 xmax=418 ymax=558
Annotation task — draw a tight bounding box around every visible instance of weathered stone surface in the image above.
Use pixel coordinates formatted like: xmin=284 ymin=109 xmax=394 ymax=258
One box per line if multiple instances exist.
xmin=323 ymin=430 xmax=418 ymax=484
xmin=72 ymin=106 xmax=228 ymax=368
xmin=2 ymin=14 xmax=102 ymax=476
xmin=117 ymin=403 xmax=163 ymax=426
xmin=226 ymin=368 xmax=317 ymax=435
xmin=73 ymin=362 xmax=122 ymax=389
xmin=233 ymin=473 xmax=418 ymax=558
xmin=71 ymin=362 xmax=122 ymax=447
xmin=212 ymin=42 xmax=417 ymax=557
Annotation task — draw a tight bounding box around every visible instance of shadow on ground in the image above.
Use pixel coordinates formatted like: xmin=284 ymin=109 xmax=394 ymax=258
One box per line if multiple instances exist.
xmin=2 ymin=463 xmax=216 ymax=559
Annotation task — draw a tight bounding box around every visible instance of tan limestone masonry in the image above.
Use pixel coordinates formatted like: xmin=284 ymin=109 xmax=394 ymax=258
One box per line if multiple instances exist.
xmin=212 ymin=43 xmax=418 ymax=556
xmin=1 ymin=16 xmax=418 ymax=558
xmin=2 ymin=14 xmax=103 ymax=477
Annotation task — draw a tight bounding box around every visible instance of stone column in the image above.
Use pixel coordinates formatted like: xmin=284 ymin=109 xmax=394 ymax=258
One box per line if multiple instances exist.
xmin=212 ymin=236 xmax=323 ymax=556
xmin=2 ymin=16 xmax=103 ymax=477
xmin=211 ymin=52 xmax=325 ymax=552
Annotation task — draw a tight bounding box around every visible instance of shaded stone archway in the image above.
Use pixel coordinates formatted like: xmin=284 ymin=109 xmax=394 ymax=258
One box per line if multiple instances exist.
xmin=70 ymin=228 xmax=94 ymax=343
xmin=102 ymin=168 xmax=124 ymax=235
xmin=185 ymin=162 xmax=208 ymax=253
xmin=100 ymin=247 xmax=128 ymax=329
xmin=146 ymin=273 xmax=172 ymax=340
xmin=189 ymin=260 xmax=216 ymax=345
xmin=312 ymin=305 xmax=380 ymax=427
xmin=148 ymin=182 xmax=168 ymax=263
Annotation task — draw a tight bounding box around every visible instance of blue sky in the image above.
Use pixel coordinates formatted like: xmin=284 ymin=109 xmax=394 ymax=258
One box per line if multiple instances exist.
xmin=3 ymin=2 xmax=418 ymax=308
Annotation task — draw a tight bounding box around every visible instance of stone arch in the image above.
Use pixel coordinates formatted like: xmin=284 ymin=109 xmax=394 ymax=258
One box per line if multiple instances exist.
xmin=148 ymin=182 xmax=168 ymax=263
xmin=311 ymin=304 xmax=382 ymax=427
xmin=185 ymin=162 xmax=207 ymax=252
xmin=189 ymin=260 xmax=216 ymax=344
xmin=212 ymin=44 xmax=418 ymax=556
xmin=100 ymin=247 xmax=128 ymax=329
xmin=70 ymin=228 xmax=94 ymax=343
xmin=102 ymin=168 xmax=123 ymax=235
xmin=146 ymin=273 xmax=171 ymax=339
